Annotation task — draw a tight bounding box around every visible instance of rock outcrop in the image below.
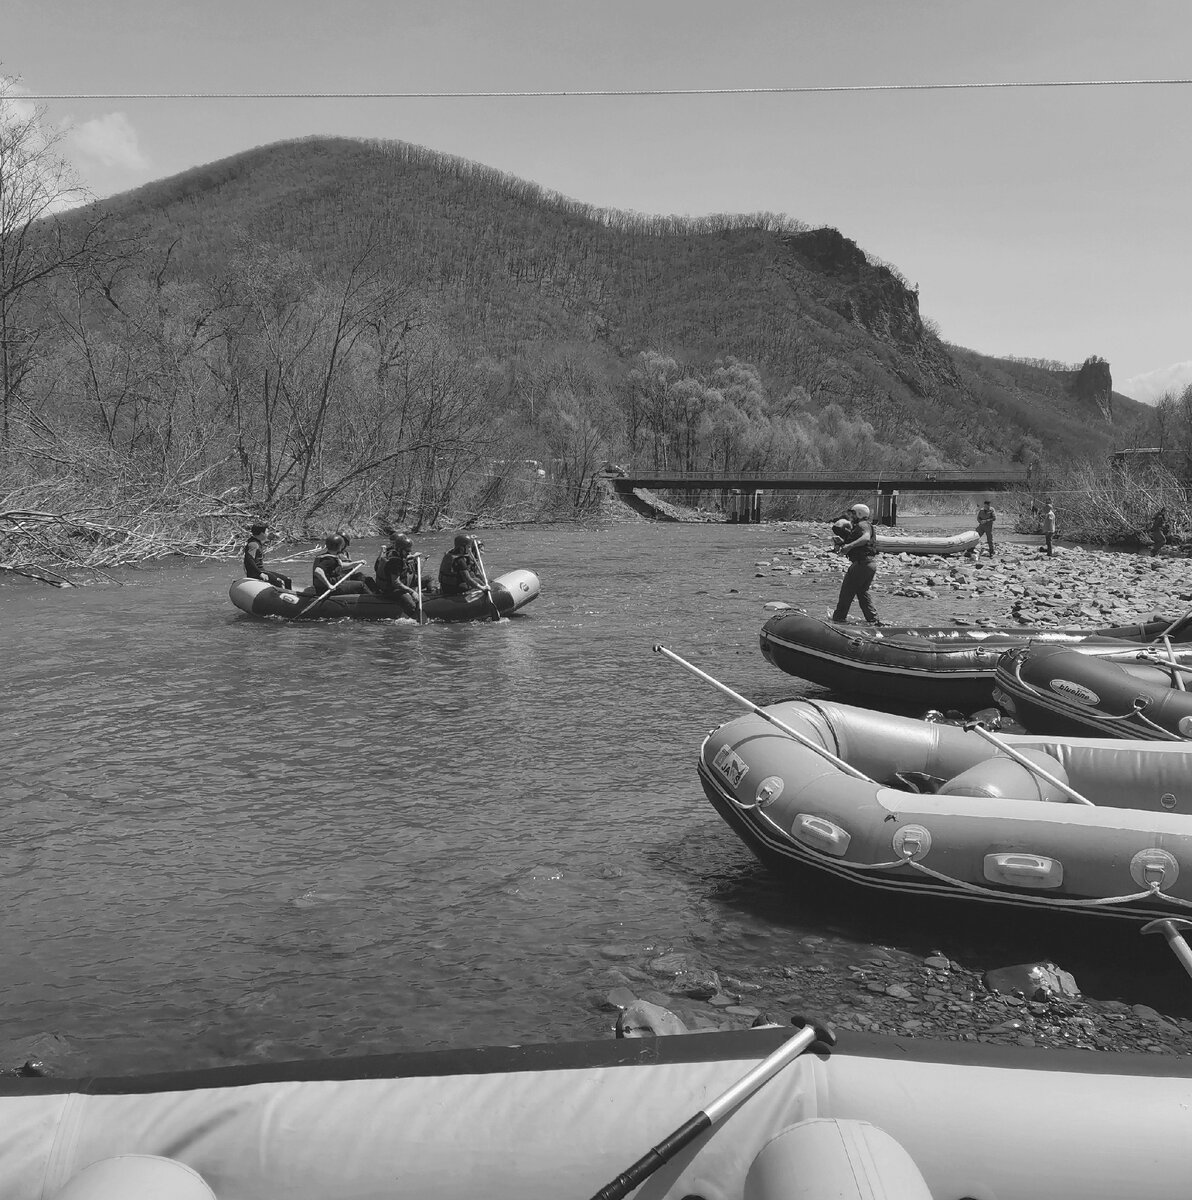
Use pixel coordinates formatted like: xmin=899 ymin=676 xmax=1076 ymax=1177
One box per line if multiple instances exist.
xmin=1070 ymin=355 xmax=1114 ymax=423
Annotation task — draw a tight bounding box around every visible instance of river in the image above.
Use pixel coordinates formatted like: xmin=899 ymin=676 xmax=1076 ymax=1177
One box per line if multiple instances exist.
xmin=1 ymin=520 xmax=1186 ymax=1076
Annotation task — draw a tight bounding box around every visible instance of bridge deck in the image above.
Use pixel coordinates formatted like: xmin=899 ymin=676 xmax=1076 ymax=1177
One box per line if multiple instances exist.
xmin=611 ymin=470 xmax=1026 ymax=493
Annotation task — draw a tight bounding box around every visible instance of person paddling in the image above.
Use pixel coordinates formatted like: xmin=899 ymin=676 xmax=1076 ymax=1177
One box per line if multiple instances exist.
xmin=242 ymin=522 xmax=292 ymax=590
xmin=313 ymin=534 xmax=373 ymax=595
xmin=375 ymin=530 xmax=423 ymax=617
xmin=438 ymin=534 xmax=486 ymax=596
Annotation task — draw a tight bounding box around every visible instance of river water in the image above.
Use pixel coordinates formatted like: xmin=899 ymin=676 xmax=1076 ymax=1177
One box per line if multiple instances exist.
xmin=1 ymin=521 xmax=1186 ymax=1076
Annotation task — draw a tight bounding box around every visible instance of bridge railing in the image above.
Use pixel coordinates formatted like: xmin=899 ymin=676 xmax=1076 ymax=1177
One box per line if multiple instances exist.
xmin=614 ymin=469 xmax=1028 ymax=485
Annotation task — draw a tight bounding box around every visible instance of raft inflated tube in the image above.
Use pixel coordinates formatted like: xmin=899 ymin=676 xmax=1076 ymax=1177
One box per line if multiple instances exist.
xmin=745 ymin=1120 xmax=932 ymax=1200
xmin=938 ymin=750 xmax=1070 ymax=803
xmin=491 ymin=567 xmax=541 ymax=615
xmin=54 ymin=1156 xmax=215 ymax=1200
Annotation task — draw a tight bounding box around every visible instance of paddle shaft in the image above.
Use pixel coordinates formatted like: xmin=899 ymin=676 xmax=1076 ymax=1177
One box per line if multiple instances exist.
xmin=965 ymin=722 xmax=1094 ymax=806
xmin=415 ymin=555 xmax=424 ymax=624
xmin=653 ymin=645 xmax=874 ymax=782
xmin=1157 ymin=608 xmax=1192 ymax=640
xmin=1142 ymin=919 xmax=1192 ymax=983
xmin=302 ymin=561 xmax=363 ymax=617
xmin=586 ymin=1025 xmax=821 ymax=1200
xmin=473 ymin=544 xmax=501 ymax=621
xmin=1162 ymin=636 xmax=1186 ymax=690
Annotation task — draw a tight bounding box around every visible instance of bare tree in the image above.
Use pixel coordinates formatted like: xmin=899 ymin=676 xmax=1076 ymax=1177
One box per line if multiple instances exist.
xmin=0 ymin=81 xmax=107 ymax=441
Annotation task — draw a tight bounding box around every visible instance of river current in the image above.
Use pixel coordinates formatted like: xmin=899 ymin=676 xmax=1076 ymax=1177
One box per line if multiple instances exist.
xmin=1 ymin=521 xmax=1186 ymax=1075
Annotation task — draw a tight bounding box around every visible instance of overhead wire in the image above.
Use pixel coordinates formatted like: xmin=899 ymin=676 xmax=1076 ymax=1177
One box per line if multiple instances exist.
xmin=14 ymin=78 xmax=1192 ymax=101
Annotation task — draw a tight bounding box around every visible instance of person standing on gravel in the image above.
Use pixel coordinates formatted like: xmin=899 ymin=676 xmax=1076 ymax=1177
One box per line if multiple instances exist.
xmin=1044 ymin=501 xmax=1056 ymax=556
xmin=831 ymin=502 xmax=883 ymax=625
xmin=976 ymin=498 xmax=996 ymax=557
xmin=1151 ymin=508 xmax=1171 ymax=556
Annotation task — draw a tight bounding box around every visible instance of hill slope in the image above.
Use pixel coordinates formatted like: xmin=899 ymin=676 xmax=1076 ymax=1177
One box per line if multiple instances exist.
xmin=87 ymin=135 xmax=1152 ymax=470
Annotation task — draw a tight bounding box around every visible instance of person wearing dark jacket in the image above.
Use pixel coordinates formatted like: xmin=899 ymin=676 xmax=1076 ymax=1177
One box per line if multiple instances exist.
xmin=831 ymin=503 xmax=882 ymax=625
xmin=976 ymin=498 xmax=996 ymax=557
xmin=1151 ymin=508 xmax=1171 ymax=556
xmin=374 ymin=531 xmax=423 ymax=616
xmin=438 ymin=534 xmax=486 ymax=596
xmin=242 ymin=523 xmax=292 ymax=590
xmin=312 ymin=534 xmax=372 ymax=595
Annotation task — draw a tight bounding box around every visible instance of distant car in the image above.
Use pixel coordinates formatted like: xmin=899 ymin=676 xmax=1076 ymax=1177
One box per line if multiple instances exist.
xmin=602 ymin=461 xmax=628 ymax=477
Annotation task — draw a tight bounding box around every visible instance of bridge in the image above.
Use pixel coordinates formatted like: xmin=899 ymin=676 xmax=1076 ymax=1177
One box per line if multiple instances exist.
xmin=608 ymin=468 xmax=1029 ymax=525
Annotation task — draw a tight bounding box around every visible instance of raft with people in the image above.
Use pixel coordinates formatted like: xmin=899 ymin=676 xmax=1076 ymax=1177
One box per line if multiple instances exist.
xmin=229 ymin=570 xmax=540 ymax=621
xmin=232 ymin=528 xmax=540 ymax=622
xmin=994 ymin=642 xmax=1192 ymax=741
xmin=8 ymin=1022 xmax=1192 ymax=1200
xmin=758 ymin=608 xmax=1192 ymax=709
xmin=695 ymin=691 xmax=1192 ymax=921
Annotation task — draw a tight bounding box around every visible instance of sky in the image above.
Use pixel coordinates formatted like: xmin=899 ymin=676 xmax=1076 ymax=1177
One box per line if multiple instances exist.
xmin=5 ymin=0 xmax=1191 ymax=402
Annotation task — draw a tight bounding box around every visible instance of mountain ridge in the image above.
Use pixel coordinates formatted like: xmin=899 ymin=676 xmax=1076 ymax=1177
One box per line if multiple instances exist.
xmin=81 ymin=134 xmax=1152 ymax=471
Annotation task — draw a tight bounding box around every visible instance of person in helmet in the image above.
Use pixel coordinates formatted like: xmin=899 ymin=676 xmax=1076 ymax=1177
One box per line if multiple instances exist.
xmin=374 ymin=530 xmax=423 ymax=616
xmin=242 ymin=521 xmax=292 ymax=590
xmin=312 ymin=533 xmax=372 ymax=595
xmin=831 ymin=502 xmax=882 ymax=626
xmin=438 ymin=533 xmax=486 ymax=596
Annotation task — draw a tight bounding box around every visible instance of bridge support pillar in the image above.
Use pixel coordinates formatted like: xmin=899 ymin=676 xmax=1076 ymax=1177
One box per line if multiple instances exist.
xmin=877 ymin=489 xmax=899 ymax=527
xmin=726 ymin=489 xmax=765 ymax=523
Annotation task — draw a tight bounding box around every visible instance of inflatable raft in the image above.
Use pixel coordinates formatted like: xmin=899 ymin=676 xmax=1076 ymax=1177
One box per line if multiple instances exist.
xmin=759 ymin=609 xmax=1192 ymax=709
xmin=229 ymin=568 xmax=540 ymax=621
xmin=995 ymin=643 xmax=1192 ymax=741
xmin=697 ymin=696 xmax=1192 ymax=920
xmin=874 ymin=528 xmax=981 ymax=556
xmin=6 ymin=1025 xmax=1192 ymax=1200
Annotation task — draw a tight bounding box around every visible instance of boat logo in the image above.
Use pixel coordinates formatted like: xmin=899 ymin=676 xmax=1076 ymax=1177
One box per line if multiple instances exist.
xmin=712 ymin=744 xmax=750 ymax=789
xmin=279 ymin=592 xmax=299 ymax=606
xmin=519 ymin=581 xmax=530 ymax=592
xmin=1179 ymin=717 xmax=1192 ymax=738
xmin=1048 ymin=678 xmax=1100 ymax=706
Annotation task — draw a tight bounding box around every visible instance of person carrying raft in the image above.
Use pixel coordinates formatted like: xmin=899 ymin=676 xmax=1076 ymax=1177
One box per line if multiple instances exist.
xmin=242 ymin=522 xmax=292 ymax=590
xmin=831 ymin=503 xmax=883 ymax=626
xmin=438 ymin=534 xmax=486 ymax=596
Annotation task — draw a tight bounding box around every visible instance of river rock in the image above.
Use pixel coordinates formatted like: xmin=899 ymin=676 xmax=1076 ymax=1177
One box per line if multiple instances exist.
xmin=670 ymin=969 xmax=722 ymax=1000
xmin=616 ymin=999 xmax=689 ymax=1038
xmin=984 ymin=962 xmax=1081 ymax=1002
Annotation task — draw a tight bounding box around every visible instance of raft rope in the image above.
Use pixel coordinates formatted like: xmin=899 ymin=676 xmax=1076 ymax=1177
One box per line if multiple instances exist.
xmin=715 ymin=774 xmax=1192 ymax=912
xmin=1004 ymin=650 xmax=1187 ymax=740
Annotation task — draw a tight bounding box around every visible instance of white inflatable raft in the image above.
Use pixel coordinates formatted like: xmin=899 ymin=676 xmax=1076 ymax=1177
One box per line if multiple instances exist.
xmin=6 ymin=1026 xmax=1192 ymax=1200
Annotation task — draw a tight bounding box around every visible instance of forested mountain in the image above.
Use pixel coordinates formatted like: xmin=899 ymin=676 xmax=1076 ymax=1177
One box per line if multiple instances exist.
xmin=4 ymin=132 xmax=1157 ymax=532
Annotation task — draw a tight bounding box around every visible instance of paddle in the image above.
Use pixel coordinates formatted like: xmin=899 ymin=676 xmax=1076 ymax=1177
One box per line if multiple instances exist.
xmin=1155 ymin=607 xmax=1192 ymax=641
xmin=1142 ymin=918 xmax=1192 ymax=984
xmin=300 ymin=561 xmax=364 ymax=619
xmin=962 ymin=719 xmax=1095 ymax=806
xmin=414 ymin=553 xmax=425 ymax=625
xmin=585 ymin=1021 xmax=834 ymax=1200
xmin=653 ymin=645 xmax=875 ymax=782
xmin=472 ymin=542 xmax=501 ymax=622
xmin=1162 ymin=635 xmax=1186 ymax=691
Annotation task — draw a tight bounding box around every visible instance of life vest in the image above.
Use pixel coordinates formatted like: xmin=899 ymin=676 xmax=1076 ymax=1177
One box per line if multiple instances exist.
xmin=313 ymin=551 xmax=344 ymax=588
xmin=244 ymin=537 xmax=265 ymax=578
xmin=846 ymin=520 xmax=878 ymax=562
xmin=438 ymin=550 xmax=461 ymax=595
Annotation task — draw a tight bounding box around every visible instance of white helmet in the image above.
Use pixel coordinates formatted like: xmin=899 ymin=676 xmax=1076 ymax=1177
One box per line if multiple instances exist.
xmin=850 ymin=503 xmax=871 ymax=519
